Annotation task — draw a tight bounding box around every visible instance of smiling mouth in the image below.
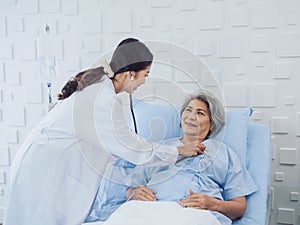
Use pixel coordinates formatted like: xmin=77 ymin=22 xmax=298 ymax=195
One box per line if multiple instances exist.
xmin=185 ymin=122 xmax=197 ymax=128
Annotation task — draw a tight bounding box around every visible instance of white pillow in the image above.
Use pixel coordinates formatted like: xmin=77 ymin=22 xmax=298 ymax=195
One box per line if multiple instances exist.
xmin=213 ymin=108 xmax=253 ymax=165
xmin=129 ymin=100 xmax=181 ymax=142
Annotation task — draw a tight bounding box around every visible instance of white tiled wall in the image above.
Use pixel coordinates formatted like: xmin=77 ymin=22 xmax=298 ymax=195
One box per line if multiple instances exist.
xmin=0 ymin=0 xmax=300 ymax=224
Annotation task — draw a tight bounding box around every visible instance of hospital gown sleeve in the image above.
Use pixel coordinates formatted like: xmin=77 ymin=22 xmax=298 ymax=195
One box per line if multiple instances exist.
xmin=85 ymin=159 xmax=150 ymax=222
xmin=85 ymin=160 xmax=135 ymax=222
xmin=222 ymin=147 xmax=258 ymax=200
xmin=85 ymin=177 xmax=129 ymax=222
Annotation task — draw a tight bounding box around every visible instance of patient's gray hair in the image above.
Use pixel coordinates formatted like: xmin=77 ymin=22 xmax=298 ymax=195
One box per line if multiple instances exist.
xmin=180 ymin=91 xmax=225 ymax=137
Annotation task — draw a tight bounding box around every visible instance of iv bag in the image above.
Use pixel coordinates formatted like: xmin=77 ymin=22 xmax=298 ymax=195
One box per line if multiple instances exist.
xmin=39 ymin=56 xmax=56 ymax=80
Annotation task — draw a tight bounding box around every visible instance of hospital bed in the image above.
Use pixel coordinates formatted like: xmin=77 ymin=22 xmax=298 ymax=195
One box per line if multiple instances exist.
xmin=83 ymin=99 xmax=272 ymax=225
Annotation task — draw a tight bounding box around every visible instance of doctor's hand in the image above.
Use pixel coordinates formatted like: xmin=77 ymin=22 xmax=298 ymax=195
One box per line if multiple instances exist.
xmin=177 ymin=141 xmax=206 ymax=157
xmin=126 ymin=185 xmax=156 ymax=201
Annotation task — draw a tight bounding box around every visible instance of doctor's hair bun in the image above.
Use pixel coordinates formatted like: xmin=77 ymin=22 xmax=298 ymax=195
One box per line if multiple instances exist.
xmin=58 ymin=70 xmax=85 ymax=100
xmin=58 ymin=77 xmax=79 ymax=100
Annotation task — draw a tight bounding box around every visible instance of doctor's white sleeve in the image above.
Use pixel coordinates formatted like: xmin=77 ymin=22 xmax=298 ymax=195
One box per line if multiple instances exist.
xmin=71 ymin=81 xmax=178 ymax=167
xmin=96 ymin=94 xmax=178 ymax=166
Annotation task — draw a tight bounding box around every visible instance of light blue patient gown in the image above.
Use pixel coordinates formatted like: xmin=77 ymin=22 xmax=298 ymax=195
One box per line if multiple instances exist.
xmin=85 ymin=138 xmax=257 ymax=225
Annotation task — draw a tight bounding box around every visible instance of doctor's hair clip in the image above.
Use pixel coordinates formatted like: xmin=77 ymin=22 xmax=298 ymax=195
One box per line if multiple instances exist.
xmin=102 ymin=60 xmax=115 ymax=78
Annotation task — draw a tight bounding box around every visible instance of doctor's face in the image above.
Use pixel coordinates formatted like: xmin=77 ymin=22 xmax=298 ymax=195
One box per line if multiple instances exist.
xmin=181 ymin=99 xmax=212 ymax=141
xmin=126 ymin=65 xmax=151 ymax=93
xmin=133 ymin=65 xmax=151 ymax=91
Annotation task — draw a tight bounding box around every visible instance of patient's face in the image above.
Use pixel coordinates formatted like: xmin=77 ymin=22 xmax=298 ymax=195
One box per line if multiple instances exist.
xmin=181 ymin=99 xmax=211 ymax=140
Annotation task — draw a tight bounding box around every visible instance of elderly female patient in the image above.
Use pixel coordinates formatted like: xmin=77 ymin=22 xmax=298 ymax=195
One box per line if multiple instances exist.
xmin=85 ymin=91 xmax=257 ymax=225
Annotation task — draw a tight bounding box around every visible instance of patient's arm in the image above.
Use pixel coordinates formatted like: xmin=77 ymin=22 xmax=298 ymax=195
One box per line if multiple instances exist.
xmin=179 ymin=190 xmax=246 ymax=221
xmin=126 ymin=186 xmax=156 ymax=201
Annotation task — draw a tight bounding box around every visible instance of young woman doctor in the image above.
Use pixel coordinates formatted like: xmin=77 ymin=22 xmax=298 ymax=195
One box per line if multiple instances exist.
xmin=3 ymin=38 xmax=205 ymax=225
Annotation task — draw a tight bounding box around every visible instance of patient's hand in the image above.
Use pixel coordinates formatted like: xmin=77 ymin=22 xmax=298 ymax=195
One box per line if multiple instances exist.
xmin=126 ymin=185 xmax=156 ymax=201
xmin=178 ymin=190 xmax=218 ymax=211
xmin=179 ymin=190 xmax=246 ymax=220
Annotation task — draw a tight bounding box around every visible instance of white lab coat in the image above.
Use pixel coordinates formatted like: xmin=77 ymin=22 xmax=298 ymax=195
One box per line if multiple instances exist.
xmin=3 ymin=77 xmax=178 ymax=225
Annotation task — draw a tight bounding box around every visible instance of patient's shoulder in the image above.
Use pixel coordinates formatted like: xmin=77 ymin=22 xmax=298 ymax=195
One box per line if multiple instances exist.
xmin=204 ymin=139 xmax=233 ymax=164
xmin=205 ymin=138 xmax=228 ymax=152
xmin=208 ymin=139 xmax=244 ymax=168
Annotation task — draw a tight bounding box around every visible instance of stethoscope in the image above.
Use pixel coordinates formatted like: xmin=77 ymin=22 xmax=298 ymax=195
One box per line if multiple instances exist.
xmin=129 ymin=73 xmax=138 ymax=134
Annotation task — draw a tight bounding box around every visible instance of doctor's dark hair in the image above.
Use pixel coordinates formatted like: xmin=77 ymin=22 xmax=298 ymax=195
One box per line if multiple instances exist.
xmin=110 ymin=38 xmax=153 ymax=74
xmin=58 ymin=38 xmax=153 ymax=100
xmin=180 ymin=91 xmax=225 ymax=138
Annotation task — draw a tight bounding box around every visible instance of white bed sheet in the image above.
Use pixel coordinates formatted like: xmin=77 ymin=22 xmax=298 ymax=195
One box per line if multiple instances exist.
xmin=100 ymin=201 xmax=220 ymax=225
xmin=83 ymin=201 xmax=220 ymax=225
xmin=85 ymin=222 xmax=103 ymax=225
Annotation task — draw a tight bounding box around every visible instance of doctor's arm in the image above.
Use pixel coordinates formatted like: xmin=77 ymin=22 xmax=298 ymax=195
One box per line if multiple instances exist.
xmin=96 ymin=95 xmax=205 ymax=166
xmin=179 ymin=190 xmax=246 ymax=220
